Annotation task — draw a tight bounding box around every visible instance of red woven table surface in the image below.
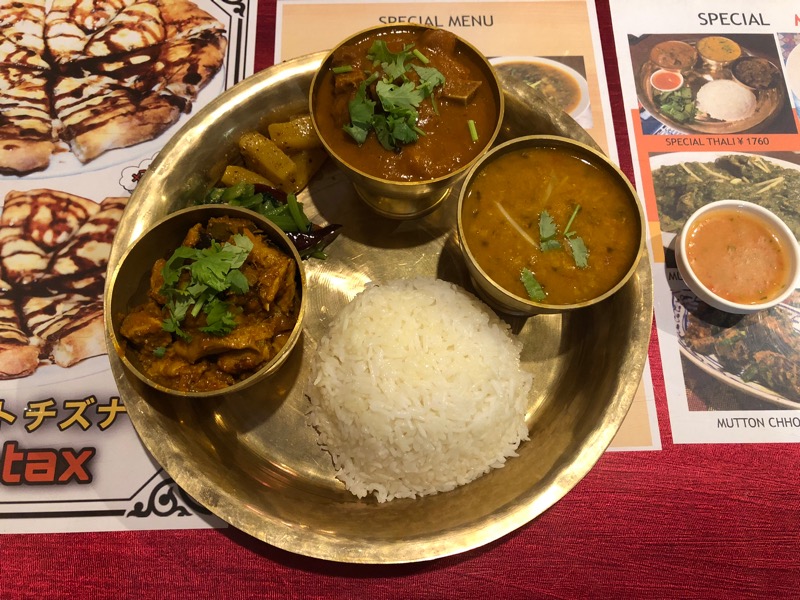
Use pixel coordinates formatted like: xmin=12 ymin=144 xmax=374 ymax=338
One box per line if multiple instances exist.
xmin=3 ymin=2 xmax=800 ymax=598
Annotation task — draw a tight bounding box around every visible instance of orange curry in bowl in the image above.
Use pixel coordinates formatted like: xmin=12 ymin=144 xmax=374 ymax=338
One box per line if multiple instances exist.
xmin=461 ymin=143 xmax=642 ymax=305
xmin=312 ymin=27 xmax=500 ymax=182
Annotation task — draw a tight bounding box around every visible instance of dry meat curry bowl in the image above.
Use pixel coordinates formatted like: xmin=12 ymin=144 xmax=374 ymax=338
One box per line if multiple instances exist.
xmin=102 ymin=50 xmax=653 ymax=564
xmin=310 ymin=24 xmax=504 ymax=219
xmin=105 ymin=205 xmax=306 ymax=398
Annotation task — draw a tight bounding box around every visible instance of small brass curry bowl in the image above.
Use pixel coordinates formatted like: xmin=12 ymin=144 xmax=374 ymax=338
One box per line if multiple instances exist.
xmin=309 ymin=24 xmax=504 ymax=219
xmin=105 ymin=204 xmax=306 ymax=398
xmin=457 ymin=135 xmax=646 ymax=316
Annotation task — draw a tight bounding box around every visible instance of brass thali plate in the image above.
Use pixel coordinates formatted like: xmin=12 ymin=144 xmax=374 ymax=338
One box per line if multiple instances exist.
xmin=105 ymin=52 xmax=653 ymax=564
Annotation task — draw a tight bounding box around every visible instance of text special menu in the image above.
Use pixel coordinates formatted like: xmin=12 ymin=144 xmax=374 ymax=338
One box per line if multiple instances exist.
xmin=610 ymin=0 xmax=800 ymax=443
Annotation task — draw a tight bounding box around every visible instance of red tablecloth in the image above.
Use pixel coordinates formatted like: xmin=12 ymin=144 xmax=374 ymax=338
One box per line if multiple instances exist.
xmin=4 ymin=2 xmax=800 ymax=598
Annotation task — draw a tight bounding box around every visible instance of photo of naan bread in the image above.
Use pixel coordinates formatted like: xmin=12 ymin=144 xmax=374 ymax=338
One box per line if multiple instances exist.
xmin=0 ymin=0 xmax=227 ymax=174
xmin=0 ymin=189 xmax=127 ymax=378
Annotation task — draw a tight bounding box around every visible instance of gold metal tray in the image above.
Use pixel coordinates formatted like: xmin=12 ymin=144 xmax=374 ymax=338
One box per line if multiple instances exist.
xmin=105 ymin=52 xmax=653 ymax=564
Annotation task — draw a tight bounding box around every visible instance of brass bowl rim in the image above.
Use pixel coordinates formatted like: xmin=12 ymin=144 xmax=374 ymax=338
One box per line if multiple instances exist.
xmin=308 ymin=23 xmax=506 ymax=187
xmin=104 ymin=203 xmax=307 ymax=399
xmin=456 ymin=134 xmax=647 ymax=311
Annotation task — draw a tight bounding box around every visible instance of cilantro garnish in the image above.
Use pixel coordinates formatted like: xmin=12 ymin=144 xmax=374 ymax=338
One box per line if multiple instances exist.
xmin=159 ymin=234 xmax=253 ymax=341
xmin=538 ymin=211 xmax=560 ymax=251
xmin=521 ymin=268 xmax=547 ymax=302
xmin=343 ymin=82 xmax=375 ymax=145
xmin=567 ymin=236 xmax=589 ymax=268
xmin=341 ymin=41 xmax=446 ymax=151
xmin=521 ymin=205 xmax=589 ymax=301
xmin=562 ymin=205 xmax=589 ymax=267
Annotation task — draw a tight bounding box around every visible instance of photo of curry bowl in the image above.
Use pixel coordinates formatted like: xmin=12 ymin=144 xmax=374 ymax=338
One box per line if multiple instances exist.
xmin=631 ymin=33 xmax=792 ymax=135
xmin=489 ymin=56 xmax=590 ymax=118
xmin=106 ymin=205 xmax=306 ymax=398
xmin=310 ymin=24 xmax=504 ymax=218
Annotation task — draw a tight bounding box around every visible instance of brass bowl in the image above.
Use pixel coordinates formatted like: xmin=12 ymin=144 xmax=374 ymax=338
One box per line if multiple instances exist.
xmin=309 ymin=24 xmax=504 ymax=219
xmin=104 ymin=52 xmax=653 ymax=564
xmin=457 ymin=135 xmax=646 ymax=316
xmin=105 ymin=204 xmax=306 ymax=398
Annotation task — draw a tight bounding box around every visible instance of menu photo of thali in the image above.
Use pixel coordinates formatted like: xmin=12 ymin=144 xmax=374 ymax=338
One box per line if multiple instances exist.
xmin=650 ymin=151 xmax=800 ymax=410
xmin=630 ymin=33 xmax=795 ymax=135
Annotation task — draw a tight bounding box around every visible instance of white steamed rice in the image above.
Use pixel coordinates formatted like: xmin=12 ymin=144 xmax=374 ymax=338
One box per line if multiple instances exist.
xmin=696 ymin=79 xmax=756 ymax=121
xmin=307 ymin=278 xmax=533 ymax=503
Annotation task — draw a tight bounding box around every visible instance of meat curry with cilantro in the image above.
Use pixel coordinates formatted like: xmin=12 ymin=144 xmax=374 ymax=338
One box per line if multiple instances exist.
xmin=461 ymin=145 xmax=642 ymax=305
xmin=119 ymin=216 xmax=301 ymax=393
xmin=313 ymin=27 xmax=500 ymax=182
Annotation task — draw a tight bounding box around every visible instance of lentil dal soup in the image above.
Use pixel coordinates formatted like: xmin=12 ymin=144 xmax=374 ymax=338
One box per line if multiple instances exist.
xmin=462 ymin=146 xmax=641 ymax=305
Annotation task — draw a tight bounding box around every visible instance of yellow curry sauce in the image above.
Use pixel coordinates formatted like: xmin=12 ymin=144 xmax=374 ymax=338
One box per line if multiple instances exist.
xmin=686 ymin=208 xmax=792 ymax=304
xmin=314 ymin=28 xmax=499 ymax=182
xmin=461 ymin=146 xmax=641 ymax=305
xmin=696 ymin=36 xmax=741 ymax=63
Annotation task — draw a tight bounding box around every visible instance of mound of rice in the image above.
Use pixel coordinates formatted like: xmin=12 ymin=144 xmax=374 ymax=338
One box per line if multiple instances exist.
xmin=696 ymin=79 xmax=756 ymax=121
xmin=307 ymin=278 xmax=533 ymax=503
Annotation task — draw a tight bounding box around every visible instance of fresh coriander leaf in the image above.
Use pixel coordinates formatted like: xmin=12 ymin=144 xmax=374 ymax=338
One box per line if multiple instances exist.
xmin=367 ymin=41 xmax=413 ymax=80
xmin=343 ymin=82 xmax=375 ymax=145
xmin=200 ymin=300 xmax=238 ymax=336
xmin=521 ymin=268 xmax=547 ymax=302
xmin=153 ymin=347 xmax=166 ymax=358
xmin=540 ymin=239 xmax=562 ymax=252
xmin=159 ymin=234 xmax=253 ymax=340
xmin=388 ymin=115 xmax=419 ymax=145
xmin=568 ymin=236 xmax=589 ymax=268
xmin=376 ymin=79 xmax=424 ymax=113
xmin=539 ymin=211 xmax=558 ymax=243
xmin=371 ymin=114 xmax=393 ymax=151
xmin=411 ymin=64 xmax=446 ymax=97
xmin=225 ymin=269 xmax=249 ymax=294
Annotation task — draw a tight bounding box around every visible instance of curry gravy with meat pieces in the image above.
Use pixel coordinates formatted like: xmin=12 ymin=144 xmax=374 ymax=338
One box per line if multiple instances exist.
xmin=461 ymin=146 xmax=641 ymax=305
xmin=119 ymin=216 xmax=301 ymax=393
xmin=314 ymin=28 xmax=499 ymax=182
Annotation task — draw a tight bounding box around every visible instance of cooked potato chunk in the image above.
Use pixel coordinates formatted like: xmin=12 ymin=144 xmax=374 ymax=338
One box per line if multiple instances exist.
xmin=239 ymin=131 xmax=297 ymax=185
xmin=220 ymin=165 xmax=276 ymax=188
xmin=281 ymin=147 xmax=329 ymax=193
xmin=267 ymin=115 xmax=322 ymax=153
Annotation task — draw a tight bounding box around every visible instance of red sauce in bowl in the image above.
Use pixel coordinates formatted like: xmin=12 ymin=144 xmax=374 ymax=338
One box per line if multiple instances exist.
xmin=650 ymin=69 xmax=683 ymax=92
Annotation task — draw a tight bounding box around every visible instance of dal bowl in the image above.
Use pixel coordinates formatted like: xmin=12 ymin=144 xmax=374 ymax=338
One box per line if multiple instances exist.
xmin=105 ymin=204 xmax=307 ymax=398
xmin=458 ymin=135 xmax=646 ymax=316
xmin=309 ymin=24 xmax=504 ymax=219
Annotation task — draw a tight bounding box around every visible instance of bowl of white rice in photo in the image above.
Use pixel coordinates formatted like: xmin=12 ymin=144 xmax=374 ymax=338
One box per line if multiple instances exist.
xmin=695 ymin=79 xmax=757 ymax=122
